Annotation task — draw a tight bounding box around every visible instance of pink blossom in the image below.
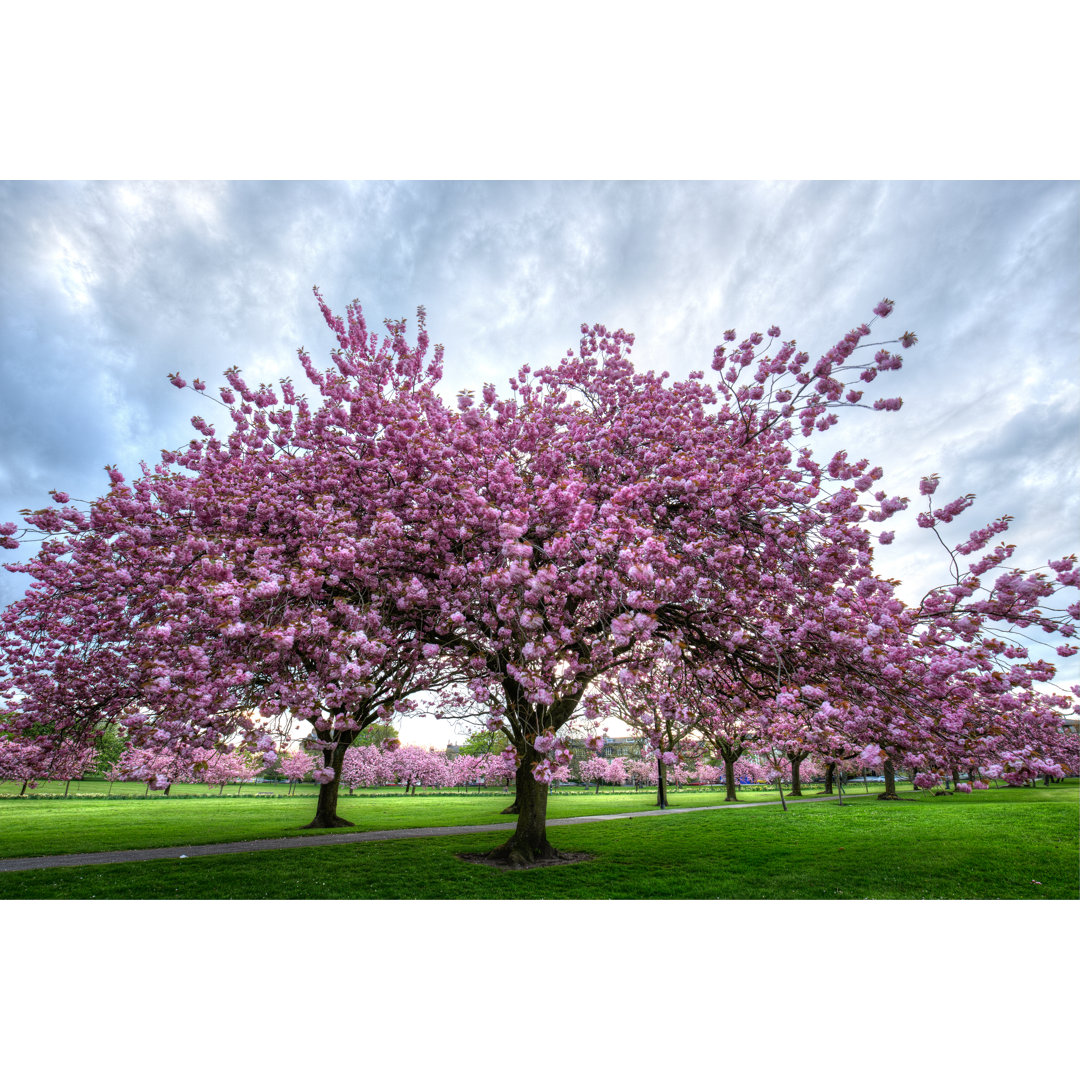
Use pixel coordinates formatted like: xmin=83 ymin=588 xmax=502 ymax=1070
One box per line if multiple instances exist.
xmin=531 ymin=759 xmax=554 ymax=783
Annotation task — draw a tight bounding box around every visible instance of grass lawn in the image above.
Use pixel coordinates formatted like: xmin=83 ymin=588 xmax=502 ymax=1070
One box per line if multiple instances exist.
xmin=0 ymin=781 xmax=1074 ymax=899
xmin=0 ymin=780 xmax=844 ymax=859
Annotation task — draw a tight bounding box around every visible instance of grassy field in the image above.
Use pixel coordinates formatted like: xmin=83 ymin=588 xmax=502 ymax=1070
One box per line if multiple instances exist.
xmin=0 ymin=781 xmax=841 ymax=859
xmin=0 ymin=781 xmax=1074 ymax=899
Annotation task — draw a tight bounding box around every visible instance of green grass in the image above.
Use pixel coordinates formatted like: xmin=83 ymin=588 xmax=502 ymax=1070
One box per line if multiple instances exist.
xmin=0 ymin=781 xmax=841 ymax=859
xmin=0 ymin=782 xmax=1074 ymax=899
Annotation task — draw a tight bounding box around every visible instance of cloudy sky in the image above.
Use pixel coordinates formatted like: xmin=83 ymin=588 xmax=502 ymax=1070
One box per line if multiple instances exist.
xmin=2 ymin=180 xmax=1077 ymax=746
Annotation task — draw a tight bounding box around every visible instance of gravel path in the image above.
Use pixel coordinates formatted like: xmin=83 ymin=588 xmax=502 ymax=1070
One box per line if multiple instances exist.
xmin=0 ymin=792 xmax=872 ymax=874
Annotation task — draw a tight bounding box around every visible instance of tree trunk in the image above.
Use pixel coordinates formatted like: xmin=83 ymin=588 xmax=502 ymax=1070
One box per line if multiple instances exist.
xmin=788 ymin=754 xmax=805 ymax=797
xmin=20 ymin=780 xmax=28 ymax=796
xmin=487 ymin=749 xmax=558 ymax=865
xmin=656 ymin=758 xmax=669 ymax=809
xmin=500 ymin=760 xmax=526 ymax=814
xmin=722 ymin=756 xmax=739 ymax=802
xmin=823 ymin=762 xmax=834 ymax=795
xmin=163 ymin=784 xmax=171 ymax=797
xmin=302 ymin=734 xmax=356 ymax=829
xmin=64 ymin=779 xmax=72 ymax=797
xmin=878 ymin=758 xmax=898 ymax=799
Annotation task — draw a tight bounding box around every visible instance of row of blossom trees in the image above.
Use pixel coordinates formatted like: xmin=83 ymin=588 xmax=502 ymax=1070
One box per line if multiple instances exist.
xmin=338 ymin=743 xmax=518 ymax=794
xmin=0 ymin=740 xmax=526 ymax=797
xmin=11 ymin=726 xmax=1064 ymax=801
xmin=1 ymin=290 xmax=1076 ymax=862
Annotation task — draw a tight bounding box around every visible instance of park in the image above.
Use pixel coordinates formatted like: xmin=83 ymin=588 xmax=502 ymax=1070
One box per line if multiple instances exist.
xmin=1 ymin=283 xmax=1077 ymax=899
xmin=0 ymin=771 xmax=1076 ymax=899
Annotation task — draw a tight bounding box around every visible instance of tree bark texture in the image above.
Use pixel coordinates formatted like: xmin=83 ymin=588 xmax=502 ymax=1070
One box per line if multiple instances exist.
xmin=500 ymin=760 xmax=526 ymax=814
xmin=822 ymin=762 xmax=834 ymax=795
xmin=303 ymin=732 xmax=357 ymax=829
xmin=722 ymin=754 xmax=739 ymax=802
xmin=787 ymin=752 xmax=806 ymax=797
xmin=656 ymin=758 xmax=669 ymax=809
xmin=488 ymin=746 xmax=556 ymax=865
xmin=878 ymin=757 xmax=898 ymax=799
xmin=487 ymin=685 xmax=585 ymax=861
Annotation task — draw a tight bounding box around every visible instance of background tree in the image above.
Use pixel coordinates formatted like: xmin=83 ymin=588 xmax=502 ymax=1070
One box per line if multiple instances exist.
xmin=354 ymin=722 xmax=400 ymax=748
xmin=279 ymin=748 xmax=316 ymax=794
xmin=456 ymin=728 xmax=510 ymax=757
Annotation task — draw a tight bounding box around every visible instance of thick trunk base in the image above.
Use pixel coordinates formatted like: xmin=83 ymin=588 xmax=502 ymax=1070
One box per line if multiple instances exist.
xmin=302 ymin=812 xmax=356 ymax=829
xmin=301 ymin=733 xmax=357 ymax=829
xmin=723 ymin=756 xmax=740 ymax=803
xmin=499 ymin=801 xmax=520 ymax=815
xmin=486 ymin=835 xmax=561 ymax=867
xmin=489 ymin=749 xmax=555 ymax=863
xmin=880 ymin=758 xmax=898 ymax=799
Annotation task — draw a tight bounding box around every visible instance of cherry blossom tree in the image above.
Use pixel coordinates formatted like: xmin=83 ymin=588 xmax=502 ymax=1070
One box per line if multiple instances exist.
xmin=0 ymin=738 xmax=47 ymax=795
xmin=694 ymin=762 xmax=722 ymax=787
xmin=591 ymin=662 xmax=700 ymax=808
xmin=339 ymin=743 xmax=395 ymax=793
xmin=279 ymin=748 xmax=316 ymax=794
xmin=48 ymin=742 xmax=97 ymax=797
xmin=198 ymin=747 xmax=259 ymax=795
xmin=624 ymin=756 xmax=656 ymax=791
xmin=668 ymin=761 xmax=693 ymax=791
xmin=695 ymin=699 xmax=766 ymax=803
xmin=385 ymin=744 xmax=449 ymax=795
xmin=0 ymin=292 xmax=458 ymax=829
xmin=578 ymin=755 xmax=611 ymax=794
xmin=448 ymin=752 xmax=485 ymax=792
xmin=117 ymin=746 xmax=191 ymax=796
xmin=482 ymin=749 xmax=518 ymax=794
